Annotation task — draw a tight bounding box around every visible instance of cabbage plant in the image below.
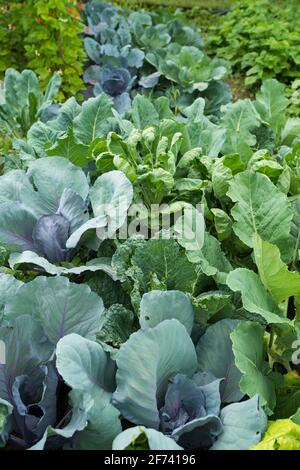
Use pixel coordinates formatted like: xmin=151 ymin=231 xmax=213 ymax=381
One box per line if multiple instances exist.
xmin=84 ymin=65 xmax=135 ymax=114
xmin=0 ymin=274 xmax=121 ymax=450
xmin=0 ymin=157 xmax=132 ymax=275
xmin=112 ymin=291 xmax=267 ymax=450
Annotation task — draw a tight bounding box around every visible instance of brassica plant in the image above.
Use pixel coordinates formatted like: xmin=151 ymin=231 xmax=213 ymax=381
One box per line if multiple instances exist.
xmin=112 ymin=295 xmax=267 ymax=450
xmin=0 ymin=68 xmax=61 ymax=138
xmin=0 ymin=157 xmax=132 ymax=275
xmin=84 ymin=65 xmax=135 ymax=114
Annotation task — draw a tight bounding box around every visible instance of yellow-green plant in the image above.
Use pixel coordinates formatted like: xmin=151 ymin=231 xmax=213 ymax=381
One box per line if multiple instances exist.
xmin=0 ymin=1 xmax=86 ymax=99
xmin=20 ymin=0 xmax=86 ymax=99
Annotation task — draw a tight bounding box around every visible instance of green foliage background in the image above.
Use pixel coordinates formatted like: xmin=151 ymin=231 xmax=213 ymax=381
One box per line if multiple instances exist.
xmin=0 ymin=0 xmax=85 ymax=99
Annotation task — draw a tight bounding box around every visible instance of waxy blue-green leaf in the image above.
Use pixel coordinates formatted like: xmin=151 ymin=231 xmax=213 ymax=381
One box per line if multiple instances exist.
xmin=24 ymin=157 xmax=89 ymax=217
xmin=211 ymin=396 xmax=267 ymax=450
xmin=4 ymin=276 xmax=104 ymax=345
xmin=197 ymin=319 xmax=243 ymax=403
xmin=139 ymin=290 xmax=194 ymax=334
xmin=113 ymin=319 xmax=197 ymax=429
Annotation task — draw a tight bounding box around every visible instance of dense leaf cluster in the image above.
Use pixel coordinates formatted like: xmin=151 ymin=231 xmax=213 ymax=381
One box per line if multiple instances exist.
xmin=0 ymin=0 xmax=300 ymax=452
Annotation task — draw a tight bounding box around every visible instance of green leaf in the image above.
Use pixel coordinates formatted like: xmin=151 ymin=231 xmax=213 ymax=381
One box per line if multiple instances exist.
xmin=251 ymin=420 xmax=300 ymax=450
xmin=113 ymin=319 xmax=197 ymax=429
xmin=273 ymin=371 xmax=300 ymax=420
xmin=192 ymin=290 xmax=232 ymax=324
xmin=9 ymin=251 xmax=117 ymax=279
xmin=291 ymin=197 xmax=300 ymax=267
xmin=254 ymin=79 xmax=288 ymax=138
xmin=97 ymin=304 xmax=135 ymax=348
xmin=253 ymin=234 xmax=300 ymax=304
xmin=130 ymin=238 xmax=199 ymax=295
xmin=196 ymin=319 xmax=243 ymax=403
xmin=227 ymin=171 xmax=292 ymax=257
xmin=27 ymin=121 xmax=58 ymax=157
xmin=0 ymin=399 xmax=13 ymax=448
xmin=211 ymin=208 xmax=232 ymax=241
xmin=113 ymin=427 xmax=182 ymax=450
xmin=281 ymin=118 xmax=300 ymax=146
xmin=131 ymin=95 xmax=159 ymax=129
xmin=226 ymin=268 xmax=290 ymax=325
xmin=56 ymin=333 xmax=112 ymax=398
xmin=73 ymin=94 xmax=113 ymax=146
xmin=43 ymin=74 xmax=62 ymax=105
xmin=220 ymin=100 xmax=260 ymax=158
xmin=139 ymin=290 xmax=194 ymax=334
xmin=46 ymin=129 xmax=89 ymax=167
xmin=0 ymin=274 xmax=22 ymax=321
xmin=187 ymin=232 xmax=232 ymax=285
xmin=231 ymin=321 xmax=280 ymax=414
xmin=174 ymin=205 xmax=205 ymax=252
xmin=67 ymin=170 xmax=133 ymax=248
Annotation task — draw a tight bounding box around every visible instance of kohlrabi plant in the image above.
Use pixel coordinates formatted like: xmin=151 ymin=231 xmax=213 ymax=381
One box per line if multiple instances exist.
xmin=0 ymin=157 xmax=132 ymax=275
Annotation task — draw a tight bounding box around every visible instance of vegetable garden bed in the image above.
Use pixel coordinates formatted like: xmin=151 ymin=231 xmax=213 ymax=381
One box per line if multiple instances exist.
xmin=0 ymin=0 xmax=300 ymax=452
